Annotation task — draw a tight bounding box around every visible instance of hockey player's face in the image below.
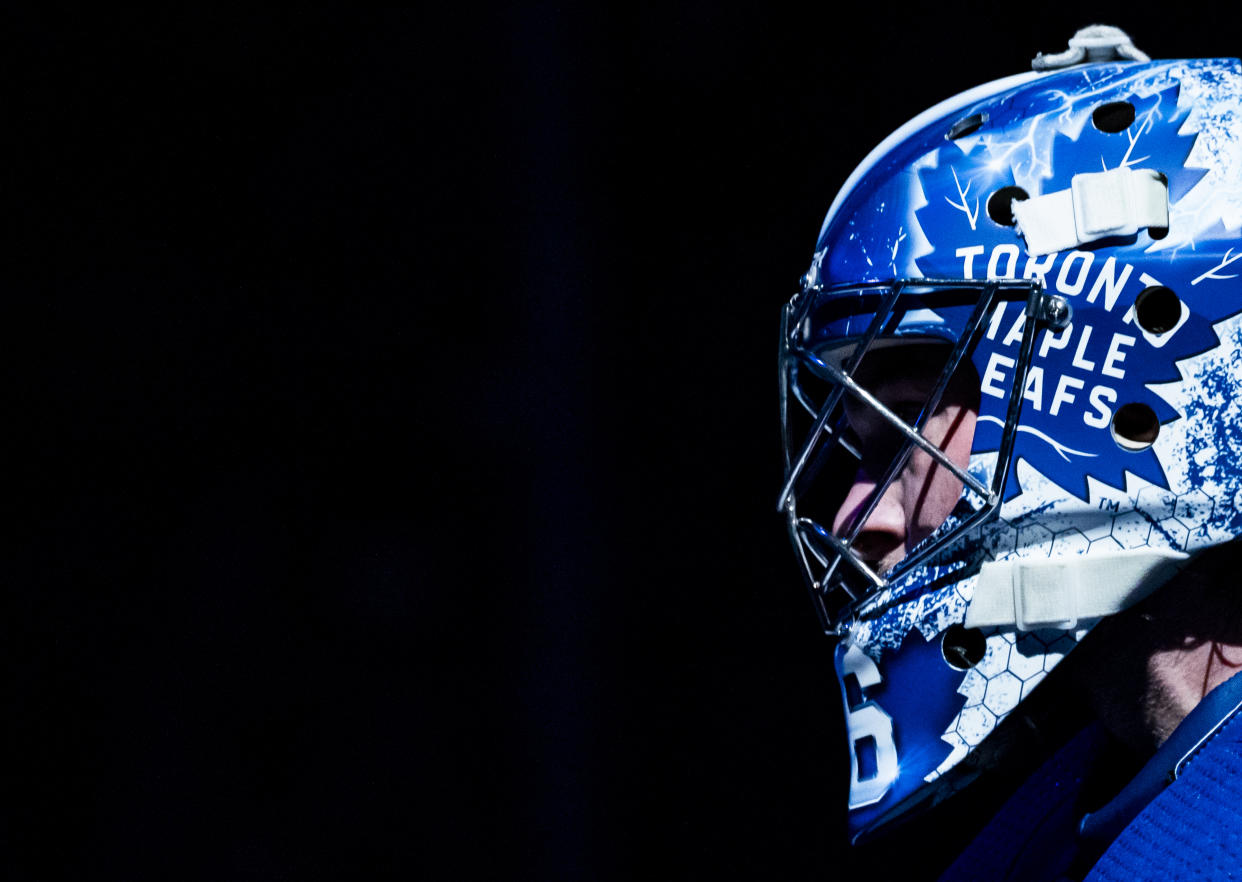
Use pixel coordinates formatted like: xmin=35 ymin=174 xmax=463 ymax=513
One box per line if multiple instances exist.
xmin=830 ymin=346 xmax=979 ymax=576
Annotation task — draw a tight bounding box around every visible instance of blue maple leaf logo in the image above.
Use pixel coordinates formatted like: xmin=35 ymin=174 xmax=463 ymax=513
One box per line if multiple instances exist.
xmin=912 ymin=75 xmax=1242 ymax=501
xmin=1040 ymin=84 xmax=1204 ymax=195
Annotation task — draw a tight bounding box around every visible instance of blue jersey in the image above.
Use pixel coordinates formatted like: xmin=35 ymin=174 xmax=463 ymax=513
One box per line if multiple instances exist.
xmin=940 ymin=671 xmax=1242 ymax=881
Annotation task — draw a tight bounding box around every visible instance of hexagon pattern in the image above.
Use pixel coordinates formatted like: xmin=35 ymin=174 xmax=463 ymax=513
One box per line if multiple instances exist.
xmin=929 ymin=468 xmax=1225 ymax=782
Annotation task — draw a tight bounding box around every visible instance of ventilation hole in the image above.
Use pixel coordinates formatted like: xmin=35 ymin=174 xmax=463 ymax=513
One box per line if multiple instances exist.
xmin=1112 ymin=402 xmax=1160 ymax=450
xmin=947 ymin=112 xmax=987 ymax=140
xmin=941 ymin=624 xmax=987 ymax=670
xmin=1134 ymin=286 xmax=1181 ymax=334
xmin=987 ymin=186 xmax=1029 ymax=226
xmin=1093 ymin=101 xmax=1136 ymax=133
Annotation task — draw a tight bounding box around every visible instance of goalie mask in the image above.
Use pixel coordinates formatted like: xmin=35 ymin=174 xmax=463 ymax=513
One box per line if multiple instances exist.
xmin=778 ymin=30 xmax=1242 ymax=842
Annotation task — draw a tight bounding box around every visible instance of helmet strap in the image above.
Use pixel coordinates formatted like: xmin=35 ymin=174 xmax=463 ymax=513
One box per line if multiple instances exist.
xmin=965 ymin=548 xmax=1189 ymax=631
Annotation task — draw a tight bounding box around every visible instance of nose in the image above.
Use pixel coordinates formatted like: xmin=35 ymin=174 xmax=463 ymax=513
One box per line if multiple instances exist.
xmin=830 ymin=468 xmax=908 ymax=570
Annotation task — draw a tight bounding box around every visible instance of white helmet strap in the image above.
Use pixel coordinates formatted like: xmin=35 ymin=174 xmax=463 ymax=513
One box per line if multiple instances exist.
xmin=1012 ymin=166 xmax=1169 ymax=257
xmin=965 ymin=548 xmax=1189 ymax=631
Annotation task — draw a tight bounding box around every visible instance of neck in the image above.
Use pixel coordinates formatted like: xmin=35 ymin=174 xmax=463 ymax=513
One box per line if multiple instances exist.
xmin=1143 ymin=639 xmax=1242 ymax=745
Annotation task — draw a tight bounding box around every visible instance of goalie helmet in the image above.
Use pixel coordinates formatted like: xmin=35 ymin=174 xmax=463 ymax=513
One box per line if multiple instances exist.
xmin=778 ymin=29 xmax=1242 ymax=841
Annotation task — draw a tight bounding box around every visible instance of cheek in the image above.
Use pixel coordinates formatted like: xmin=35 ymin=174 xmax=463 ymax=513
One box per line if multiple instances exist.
xmin=904 ymin=464 xmax=965 ymax=538
xmin=905 ymin=408 xmax=976 ymax=537
xmin=944 ymin=408 xmax=977 ymax=467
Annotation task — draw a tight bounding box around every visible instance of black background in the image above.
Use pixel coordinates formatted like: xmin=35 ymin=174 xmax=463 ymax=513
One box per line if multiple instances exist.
xmin=11 ymin=7 xmax=1233 ymax=880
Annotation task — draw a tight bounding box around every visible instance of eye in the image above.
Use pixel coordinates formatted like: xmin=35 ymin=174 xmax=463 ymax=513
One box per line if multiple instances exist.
xmin=861 ymin=421 xmax=910 ymax=471
xmin=889 ymin=401 xmax=925 ymax=425
xmin=841 ymin=394 xmax=933 ymax=467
